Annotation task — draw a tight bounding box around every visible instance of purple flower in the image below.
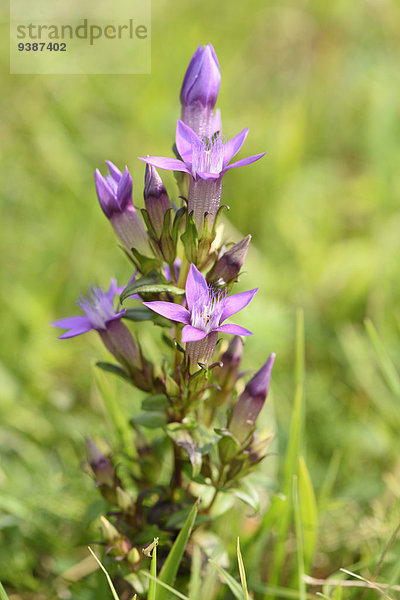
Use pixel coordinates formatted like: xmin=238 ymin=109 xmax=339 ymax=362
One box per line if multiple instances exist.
xmin=52 ymin=280 xmax=141 ymax=370
xmin=139 ymin=121 xmax=266 ymax=230
xmin=180 ymin=44 xmax=221 ymax=137
xmin=229 ymin=353 xmax=275 ymax=443
xmin=142 ymin=264 xmax=257 ymax=343
xmin=95 ymin=161 xmax=150 ymax=256
xmin=140 ymin=120 xmax=266 ymax=182
xmin=143 ymin=165 xmax=171 ymax=238
xmin=52 ymin=279 xmax=124 ymax=339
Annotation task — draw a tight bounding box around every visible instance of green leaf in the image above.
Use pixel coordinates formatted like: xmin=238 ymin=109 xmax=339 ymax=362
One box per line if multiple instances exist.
xmin=141 ymin=394 xmax=169 ymax=411
xmin=0 ymin=581 xmax=10 ymax=600
xmin=131 ymin=411 xmax=167 ymax=429
xmin=121 ymin=271 xmax=184 ymax=302
xmin=236 ymin=538 xmax=249 ymax=600
xmin=231 ymin=480 xmax=260 ymax=514
xmin=332 ymin=585 xmax=343 ymax=600
xmin=147 ymin=538 xmax=158 ymax=600
xmin=143 ymin=572 xmax=190 ymax=600
xmin=298 ymin=456 xmax=318 ymax=570
xmin=96 ymin=361 xmax=132 ymax=383
xmin=88 ymin=547 xmax=121 ymax=600
xmin=166 ymin=425 xmax=202 ymax=478
xmin=123 ymin=307 xmax=164 ymax=322
xmin=209 ymin=560 xmax=244 ymax=600
xmin=157 ymin=500 xmax=199 ymax=600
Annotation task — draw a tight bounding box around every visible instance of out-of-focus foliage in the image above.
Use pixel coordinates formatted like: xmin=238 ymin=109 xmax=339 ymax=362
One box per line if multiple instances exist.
xmin=1 ymin=0 xmax=400 ymax=597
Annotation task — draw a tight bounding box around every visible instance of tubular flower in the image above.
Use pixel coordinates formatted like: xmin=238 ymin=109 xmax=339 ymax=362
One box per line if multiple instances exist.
xmin=143 ymin=263 xmax=257 ymax=343
xmin=180 ymin=43 xmax=221 ymax=137
xmin=139 ymin=120 xmax=266 ymax=230
xmin=52 ymin=280 xmax=141 ymax=370
xmin=95 ymin=161 xmax=150 ymax=256
xmin=229 ymin=353 xmax=275 ymax=443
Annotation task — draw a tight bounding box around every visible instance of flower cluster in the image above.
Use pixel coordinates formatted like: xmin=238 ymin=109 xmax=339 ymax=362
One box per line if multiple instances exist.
xmin=53 ymin=44 xmax=275 ymax=588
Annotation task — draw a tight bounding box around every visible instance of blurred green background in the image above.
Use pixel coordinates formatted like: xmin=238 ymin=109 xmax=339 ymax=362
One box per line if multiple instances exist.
xmin=1 ymin=0 xmax=400 ymax=597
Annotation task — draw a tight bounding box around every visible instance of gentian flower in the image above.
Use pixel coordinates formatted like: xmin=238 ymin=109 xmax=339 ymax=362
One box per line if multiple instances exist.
xmin=52 ymin=280 xmax=141 ymax=370
xmin=95 ymin=161 xmax=150 ymax=256
xmin=143 ymin=164 xmax=171 ymax=238
xmin=207 ymin=234 xmax=251 ymax=284
xmin=143 ymin=264 xmax=257 ymax=366
xmin=229 ymin=353 xmax=275 ymax=443
xmin=139 ymin=120 xmax=266 ymax=230
xmin=180 ymin=43 xmax=221 ymax=137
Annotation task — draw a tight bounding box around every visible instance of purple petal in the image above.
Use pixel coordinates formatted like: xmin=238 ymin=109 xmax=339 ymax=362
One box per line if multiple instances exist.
xmin=52 ymin=315 xmax=92 ymax=330
xmin=181 ymin=325 xmax=208 ymax=342
xmin=105 ymin=160 xmax=122 ymax=182
xmin=224 ymin=152 xmax=267 ymax=170
xmin=216 ymin=323 xmax=253 ymax=336
xmin=138 ymin=156 xmax=191 ymax=175
xmin=223 ymin=128 xmax=249 ymax=166
xmin=196 ymin=171 xmax=224 ymax=181
xmin=185 ymin=264 xmax=209 ymax=312
xmin=142 ymin=301 xmax=190 ymax=324
xmin=58 ymin=325 xmax=93 ymax=339
xmin=220 ymin=288 xmax=258 ymax=323
xmin=117 ymin=167 xmax=133 ymax=210
xmin=211 ymin=109 xmax=221 ymax=134
xmin=175 ymin=119 xmax=199 ymax=164
xmin=95 ymin=169 xmax=118 ymax=217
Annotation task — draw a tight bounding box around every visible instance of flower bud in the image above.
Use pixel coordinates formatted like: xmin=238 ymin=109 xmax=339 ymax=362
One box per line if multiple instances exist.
xmin=86 ymin=437 xmax=115 ymax=488
xmin=95 ymin=161 xmax=150 ymax=256
xmin=180 ymin=44 xmax=221 ymax=137
xmin=208 ymin=235 xmax=251 ymax=285
xmin=100 ymin=516 xmax=120 ymax=544
xmin=98 ymin=319 xmax=142 ymax=371
xmin=229 ymin=353 xmax=275 ymax=443
xmin=143 ymin=165 xmax=171 ymax=238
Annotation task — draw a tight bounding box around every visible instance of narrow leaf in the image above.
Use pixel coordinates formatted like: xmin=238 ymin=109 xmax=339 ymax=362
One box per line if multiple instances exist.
xmin=209 ymin=560 xmax=244 ymax=600
xmin=298 ymin=456 xmax=318 ymax=570
xmin=0 ymin=581 xmax=10 ymax=600
xmin=157 ymin=500 xmax=199 ymax=600
xmin=237 ymin=538 xmax=249 ymax=600
xmin=88 ymin=547 xmax=121 ymax=600
xmin=147 ymin=538 xmax=158 ymax=600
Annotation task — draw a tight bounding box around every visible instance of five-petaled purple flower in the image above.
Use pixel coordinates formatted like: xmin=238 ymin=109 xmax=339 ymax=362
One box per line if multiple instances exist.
xmin=52 ymin=279 xmax=125 ymax=339
xmin=52 ymin=280 xmax=141 ymax=370
xmin=139 ymin=120 xmax=266 ymax=229
xmin=95 ymin=161 xmax=150 ymax=256
xmin=143 ymin=264 xmax=257 ymax=343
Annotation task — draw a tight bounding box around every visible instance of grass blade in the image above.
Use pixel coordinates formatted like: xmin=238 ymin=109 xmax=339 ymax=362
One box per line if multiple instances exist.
xmin=298 ymin=456 xmax=318 ymax=570
xmin=143 ymin=573 xmax=190 ymax=600
xmin=88 ymin=547 xmax=122 ymax=600
xmin=293 ymin=475 xmax=306 ymax=600
xmin=147 ymin=538 xmax=158 ymax=600
xmin=209 ymin=560 xmax=244 ymax=600
xmin=0 ymin=581 xmax=10 ymax=600
xmin=157 ymin=500 xmax=199 ymax=600
xmin=237 ymin=537 xmax=249 ymax=600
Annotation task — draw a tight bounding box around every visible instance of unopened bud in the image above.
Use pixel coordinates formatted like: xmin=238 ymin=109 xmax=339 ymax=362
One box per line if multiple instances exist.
xmin=116 ymin=486 xmax=134 ymax=513
xmin=144 ymin=165 xmax=171 ymax=238
xmin=95 ymin=162 xmax=150 ymax=256
xmin=100 ymin=516 xmax=120 ymax=544
xmin=208 ymin=235 xmax=251 ymax=284
xmin=229 ymin=353 xmax=275 ymax=443
xmin=86 ymin=437 xmax=115 ymax=487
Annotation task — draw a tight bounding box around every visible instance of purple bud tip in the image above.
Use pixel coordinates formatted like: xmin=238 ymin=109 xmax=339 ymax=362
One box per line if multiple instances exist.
xmin=180 ymin=43 xmax=221 ymax=109
xmin=144 ymin=164 xmax=167 ymax=201
xmin=245 ymin=353 xmax=276 ymax=402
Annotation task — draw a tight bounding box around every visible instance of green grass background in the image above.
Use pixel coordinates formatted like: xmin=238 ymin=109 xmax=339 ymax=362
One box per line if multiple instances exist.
xmin=1 ymin=0 xmax=400 ymax=597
